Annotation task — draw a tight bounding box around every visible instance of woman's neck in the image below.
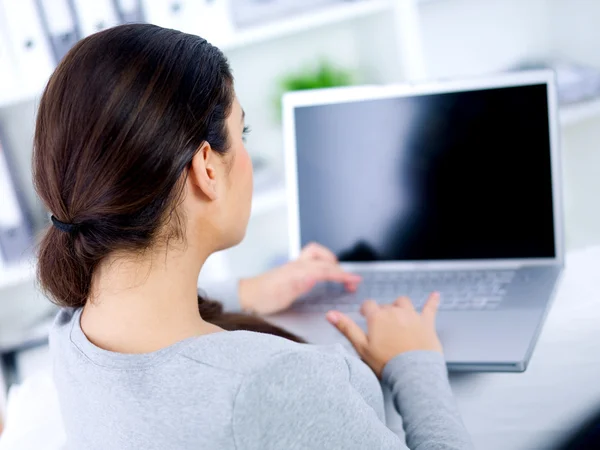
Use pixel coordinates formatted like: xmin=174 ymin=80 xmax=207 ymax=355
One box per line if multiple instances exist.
xmin=80 ymin=245 xmax=222 ymax=354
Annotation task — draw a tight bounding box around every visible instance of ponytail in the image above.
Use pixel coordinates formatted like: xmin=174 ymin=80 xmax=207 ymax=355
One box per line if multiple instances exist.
xmin=197 ymin=297 xmax=306 ymax=343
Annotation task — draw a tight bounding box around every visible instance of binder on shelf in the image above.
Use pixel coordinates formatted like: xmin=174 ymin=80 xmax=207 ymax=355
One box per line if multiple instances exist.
xmin=70 ymin=0 xmax=120 ymax=37
xmin=0 ymin=0 xmax=55 ymax=94
xmin=113 ymin=0 xmax=145 ymax=24
xmin=230 ymin=0 xmax=341 ymax=29
xmin=0 ymin=16 xmax=19 ymax=104
xmin=0 ymin=133 xmax=33 ymax=265
xmin=35 ymin=0 xmax=79 ymax=63
xmin=0 ymin=359 xmax=6 ymax=435
xmin=141 ymin=0 xmax=188 ymax=32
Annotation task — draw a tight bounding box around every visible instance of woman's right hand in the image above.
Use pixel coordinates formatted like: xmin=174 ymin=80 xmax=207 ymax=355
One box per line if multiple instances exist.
xmin=326 ymin=293 xmax=443 ymax=377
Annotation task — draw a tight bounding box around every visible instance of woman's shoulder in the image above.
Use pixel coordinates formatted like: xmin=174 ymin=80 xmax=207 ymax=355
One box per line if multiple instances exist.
xmin=51 ymin=308 xmax=378 ymax=397
xmin=49 ymin=307 xmax=80 ymax=349
xmin=229 ymin=337 xmax=388 ymax=445
xmin=190 ymin=331 xmax=382 ymax=407
xmin=179 ymin=329 xmax=354 ymax=376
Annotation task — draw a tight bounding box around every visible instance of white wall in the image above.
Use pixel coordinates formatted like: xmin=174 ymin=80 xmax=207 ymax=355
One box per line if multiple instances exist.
xmin=545 ymin=0 xmax=600 ymax=248
xmin=419 ymin=0 xmax=551 ymax=78
xmin=548 ymin=0 xmax=600 ymax=68
xmin=561 ymin=119 xmax=600 ymax=250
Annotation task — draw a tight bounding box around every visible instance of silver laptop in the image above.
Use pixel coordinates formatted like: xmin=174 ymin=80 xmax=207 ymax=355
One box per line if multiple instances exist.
xmin=273 ymin=70 xmax=564 ymax=372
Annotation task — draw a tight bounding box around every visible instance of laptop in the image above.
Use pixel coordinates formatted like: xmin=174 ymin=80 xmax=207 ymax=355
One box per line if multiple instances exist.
xmin=273 ymin=70 xmax=564 ymax=372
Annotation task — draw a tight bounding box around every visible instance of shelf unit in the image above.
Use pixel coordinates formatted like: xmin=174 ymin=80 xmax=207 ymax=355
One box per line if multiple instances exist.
xmin=560 ymin=98 xmax=600 ymax=127
xmin=221 ymin=0 xmax=393 ymax=52
xmin=0 ymin=0 xmax=395 ymax=110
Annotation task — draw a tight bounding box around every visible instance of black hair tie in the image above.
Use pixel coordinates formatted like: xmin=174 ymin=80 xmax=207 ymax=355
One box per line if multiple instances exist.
xmin=50 ymin=215 xmax=79 ymax=233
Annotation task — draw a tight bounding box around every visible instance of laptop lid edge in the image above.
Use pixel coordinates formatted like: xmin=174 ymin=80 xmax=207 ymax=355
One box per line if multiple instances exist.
xmin=283 ymin=70 xmax=564 ymax=267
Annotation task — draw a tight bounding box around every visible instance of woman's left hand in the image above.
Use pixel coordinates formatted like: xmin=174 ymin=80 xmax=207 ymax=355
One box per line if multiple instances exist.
xmin=239 ymin=243 xmax=361 ymax=315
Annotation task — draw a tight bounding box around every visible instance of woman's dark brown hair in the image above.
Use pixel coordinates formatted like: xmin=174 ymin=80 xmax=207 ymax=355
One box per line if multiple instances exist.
xmin=197 ymin=298 xmax=306 ymax=343
xmin=33 ymin=24 xmax=234 ymax=308
xmin=33 ymin=23 xmax=305 ymax=344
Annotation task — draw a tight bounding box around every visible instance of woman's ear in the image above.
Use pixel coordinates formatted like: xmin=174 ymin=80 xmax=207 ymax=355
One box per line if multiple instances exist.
xmin=189 ymin=141 xmax=218 ymax=201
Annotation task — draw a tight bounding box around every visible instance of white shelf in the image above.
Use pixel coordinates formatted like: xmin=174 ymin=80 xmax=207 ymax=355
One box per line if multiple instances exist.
xmin=560 ymin=98 xmax=600 ymax=127
xmin=0 ymin=259 xmax=36 ymax=292
xmin=220 ymin=0 xmax=393 ymax=51
xmin=0 ymin=1 xmax=393 ymax=110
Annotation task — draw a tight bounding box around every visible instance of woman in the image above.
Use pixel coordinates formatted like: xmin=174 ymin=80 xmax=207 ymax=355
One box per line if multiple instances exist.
xmin=34 ymin=24 xmax=473 ymax=449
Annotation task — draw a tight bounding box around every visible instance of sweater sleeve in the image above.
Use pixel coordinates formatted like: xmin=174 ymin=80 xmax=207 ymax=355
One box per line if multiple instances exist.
xmin=232 ymin=350 xmax=404 ymax=450
xmin=381 ymin=351 xmax=474 ymax=450
xmin=233 ymin=349 xmax=472 ymax=450
xmin=198 ymin=279 xmax=241 ymax=312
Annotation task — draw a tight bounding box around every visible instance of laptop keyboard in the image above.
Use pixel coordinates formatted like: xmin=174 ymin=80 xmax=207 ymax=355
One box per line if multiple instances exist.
xmin=293 ymin=270 xmax=515 ymax=312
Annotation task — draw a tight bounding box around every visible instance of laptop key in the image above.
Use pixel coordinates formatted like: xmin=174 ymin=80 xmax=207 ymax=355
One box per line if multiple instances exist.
xmin=293 ymin=270 xmax=512 ymax=312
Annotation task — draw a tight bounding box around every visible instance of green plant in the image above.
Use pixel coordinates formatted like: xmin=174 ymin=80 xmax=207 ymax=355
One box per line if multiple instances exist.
xmin=273 ymin=60 xmax=356 ymax=120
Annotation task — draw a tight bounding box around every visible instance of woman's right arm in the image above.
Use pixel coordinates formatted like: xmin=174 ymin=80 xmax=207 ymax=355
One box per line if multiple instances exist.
xmin=232 ymin=348 xmax=472 ymax=450
xmin=232 ymin=350 xmax=402 ymax=450
xmin=326 ymin=294 xmax=474 ymax=449
xmin=233 ymin=294 xmax=472 ymax=449
xmin=382 ymin=351 xmax=472 ymax=449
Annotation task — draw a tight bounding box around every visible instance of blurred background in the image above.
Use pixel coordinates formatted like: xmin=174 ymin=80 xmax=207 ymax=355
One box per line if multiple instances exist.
xmin=1 ymin=0 xmax=600 ymax=423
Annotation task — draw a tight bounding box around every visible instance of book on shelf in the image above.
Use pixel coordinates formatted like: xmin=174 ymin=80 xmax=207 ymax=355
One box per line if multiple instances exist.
xmin=35 ymin=0 xmax=80 ymax=63
xmin=0 ymin=11 xmax=18 ymax=100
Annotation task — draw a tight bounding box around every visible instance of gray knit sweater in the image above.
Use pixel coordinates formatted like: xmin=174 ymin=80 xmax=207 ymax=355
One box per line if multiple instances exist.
xmin=49 ymin=282 xmax=472 ymax=449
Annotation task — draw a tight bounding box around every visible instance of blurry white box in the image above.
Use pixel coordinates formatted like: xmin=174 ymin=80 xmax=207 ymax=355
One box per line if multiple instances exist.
xmin=230 ymin=0 xmax=344 ymax=28
xmin=114 ymin=0 xmax=145 ymax=23
xmin=141 ymin=0 xmax=184 ymax=30
xmin=70 ymin=0 xmax=120 ymax=37
xmin=142 ymin=0 xmax=234 ymax=45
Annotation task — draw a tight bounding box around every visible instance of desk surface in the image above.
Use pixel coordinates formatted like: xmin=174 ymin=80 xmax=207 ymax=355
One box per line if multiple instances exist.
xmin=393 ymin=247 xmax=600 ymax=450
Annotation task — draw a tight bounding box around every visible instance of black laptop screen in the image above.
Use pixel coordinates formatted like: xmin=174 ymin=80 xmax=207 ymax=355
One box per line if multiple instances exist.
xmin=293 ymin=83 xmax=556 ymax=261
